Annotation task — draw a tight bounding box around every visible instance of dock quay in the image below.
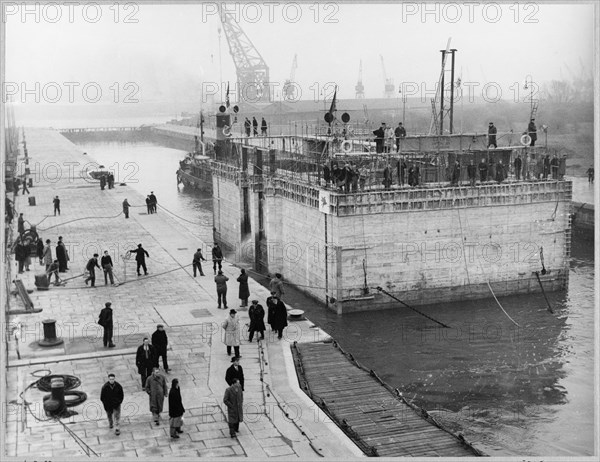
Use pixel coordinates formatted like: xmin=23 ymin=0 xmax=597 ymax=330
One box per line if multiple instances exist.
xmin=3 ymin=128 xmax=360 ymax=459
xmin=292 ymin=341 xmax=483 ymax=457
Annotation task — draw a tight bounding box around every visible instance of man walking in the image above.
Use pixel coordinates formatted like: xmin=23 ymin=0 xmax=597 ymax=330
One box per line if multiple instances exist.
xmin=84 ymin=253 xmax=101 ymax=287
xmin=269 ymin=294 xmax=288 ymax=340
xmin=145 ymin=367 xmax=168 ymax=426
xmin=269 ymin=273 xmax=284 ymax=299
xmin=136 ymin=337 xmax=157 ymax=387
xmin=192 ymin=248 xmax=206 ymax=277
xmin=528 ymin=119 xmax=537 ymax=146
xmin=122 ymin=198 xmax=130 ymax=219
xmin=168 ymin=379 xmax=185 ymax=438
xmin=150 ymin=191 xmax=157 ymax=213
xmin=101 ymin=250 xmax=115 ymax=285
xmin=222 ymin=309 xmax=241 ymax=357
xmin=223 ymin=378 xmax=243 ymax=438
xmin=53 ymin=196 xmax=60 ymax=216
xmin=56 ymin=236 xmax=69 ymax=272
xmin=225 ymin=356 xmax=245 ymax=391
xmin=212 ymin=243 xmax=223 ymax=274
xmin=128 ymin=244 xmax=149 ymax=276
xmin=22 ymin=176 xmax=30 ymax=195
xmin=100 ymin=373 xmax=124 ymax=435
xmin=215 ymin=271 xmax=229 ymax=309
xmin=248 ymin=300 xmax=266 ymax=342
xmin=151 ymin=324 xmax=170 ymax=372
xmin=42 ymin=239 xmax=53 ymax=271
xmin=146 ymin=196 xmax=152 ymax=214
xmin=98 ymin=302 xmax=115 ymax=348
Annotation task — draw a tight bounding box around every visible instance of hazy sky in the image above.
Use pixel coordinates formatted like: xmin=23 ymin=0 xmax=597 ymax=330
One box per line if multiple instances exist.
xmin=3 ymin=1 xmax=596 ymax=106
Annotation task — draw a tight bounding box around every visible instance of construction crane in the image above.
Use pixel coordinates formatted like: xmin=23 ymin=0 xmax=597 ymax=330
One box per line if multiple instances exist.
xmin=283 ymin=54 xmax=298 ymax=100
xmin=380 ymin=55 xmax=395 ymax=98
xmin=219 ymin=6 xmax=271 ymax=103
xmin=355 ymin=60 xmax=365 ymax=98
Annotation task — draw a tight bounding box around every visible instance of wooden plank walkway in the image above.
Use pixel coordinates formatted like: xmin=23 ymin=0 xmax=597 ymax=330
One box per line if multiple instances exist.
xmin=292 ymin=341 xmax=483 ymax=457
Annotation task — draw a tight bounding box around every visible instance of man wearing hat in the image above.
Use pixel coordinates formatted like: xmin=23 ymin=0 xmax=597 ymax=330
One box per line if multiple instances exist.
xmin=215 ymin=270 xmax=229 ymax=309
xmin=248 ymin=300 xmax=266 ymax=342
xmin=152 ymin=324 xmax=170 ymax=372
xmin=528 ymin=118 xmax=537 ymax=146
xmin=267 ymin=294 xmax=288 ymax=340
xmin=225 ymin=356 xmax=245 ymax=391
xmin=98 ymin=302 xmax=115 ymax=348
xmin=149 ymin=191 xmax=157 ymax=213
xmin=222 ymin=309 xmax=241 ymax=357
xmin=487 ymin=122 xmax=497 ymax=148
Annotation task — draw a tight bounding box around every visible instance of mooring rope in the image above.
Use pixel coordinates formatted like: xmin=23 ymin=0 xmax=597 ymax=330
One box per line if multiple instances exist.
xmin=376 ymin=286 xmax=450 ymax=328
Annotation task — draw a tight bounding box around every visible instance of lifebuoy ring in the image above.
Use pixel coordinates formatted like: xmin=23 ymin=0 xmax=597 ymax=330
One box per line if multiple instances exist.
xmin=520 ymin=134 xmax=531 ymax=146
xmin=341 ymin=140 xmax=352 ymax=153
xmin=222 ymin=126 xmax=231 ymax=137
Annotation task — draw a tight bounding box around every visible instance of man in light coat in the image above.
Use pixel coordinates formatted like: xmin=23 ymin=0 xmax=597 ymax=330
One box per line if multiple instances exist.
xmin=222 ymin=309 xmax=241 ymax=357
xmin=145 ymin=367 xmax=167 ymax=425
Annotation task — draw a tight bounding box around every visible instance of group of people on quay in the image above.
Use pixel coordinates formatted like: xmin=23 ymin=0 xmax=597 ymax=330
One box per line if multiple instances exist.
xmin=96 ymin=270 xmax=289 ymax=439
xmin=243 ymin=116 xmax=268 ymax=137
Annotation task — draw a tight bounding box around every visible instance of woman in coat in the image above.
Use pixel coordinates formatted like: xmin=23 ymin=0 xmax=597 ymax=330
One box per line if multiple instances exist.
xmin=237 ymin=269 xmax=250 ymax=307
xmin=222 ymin=309 xmax=241 ymax=357
xmin=168 ymin=378 xmax=185 ymax=438
xmin=223 ymin=378 xmax=243 ymax=438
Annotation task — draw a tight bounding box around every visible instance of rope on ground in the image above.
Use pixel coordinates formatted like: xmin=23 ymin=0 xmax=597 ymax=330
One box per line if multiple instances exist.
xmin=486 ymin=281 xmax=520 ymax=327
xmin=37 ymin=211 xmax=124 ymax=232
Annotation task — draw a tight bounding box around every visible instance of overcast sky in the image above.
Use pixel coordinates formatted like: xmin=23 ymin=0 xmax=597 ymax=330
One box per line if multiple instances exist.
xmin=3 ymin=1 xmax=596 ymax=107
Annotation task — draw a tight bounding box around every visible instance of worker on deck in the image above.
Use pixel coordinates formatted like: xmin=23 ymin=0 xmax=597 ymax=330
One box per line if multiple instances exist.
xmin=528 ymin=119 xmax=537 ymax=146
xmin=373 ymin=123 xmax=386 ymax=154
xmin=514 ymin=154 xmax=523 ymax=180
xmin=487 ymin=122 xmax=497 ymax=148
xmin=261 ymin=118 xmax=267 ymax=136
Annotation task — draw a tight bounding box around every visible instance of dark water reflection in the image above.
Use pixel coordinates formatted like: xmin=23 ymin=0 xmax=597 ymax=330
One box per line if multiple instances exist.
xmin=76 ymin=140 xmax=595 ymax=457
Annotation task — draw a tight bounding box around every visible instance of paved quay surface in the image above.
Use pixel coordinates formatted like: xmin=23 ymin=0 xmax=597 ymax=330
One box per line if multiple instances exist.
xmin=3 ymin=128 xmax=363 ymax=459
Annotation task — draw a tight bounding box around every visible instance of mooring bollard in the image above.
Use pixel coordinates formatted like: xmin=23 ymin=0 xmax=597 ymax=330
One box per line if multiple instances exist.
xmin=38 ymin=319 xmax=64 ymax=347
xmin=43 ymin=377 xmax=66 ymax=416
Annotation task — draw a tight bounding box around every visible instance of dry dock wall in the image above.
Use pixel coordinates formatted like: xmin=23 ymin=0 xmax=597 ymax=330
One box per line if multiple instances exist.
xmin=212 ymin=164 xmax=572 ymax=313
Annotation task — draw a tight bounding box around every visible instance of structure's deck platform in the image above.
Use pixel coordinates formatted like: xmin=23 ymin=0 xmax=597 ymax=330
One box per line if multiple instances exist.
xmin=292 ymin=341 xmax=483 ymax=457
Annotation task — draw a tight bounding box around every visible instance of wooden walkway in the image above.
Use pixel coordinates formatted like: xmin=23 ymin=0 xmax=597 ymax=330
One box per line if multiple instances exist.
xmin=292 ymin=341 xmax=483 ymax=457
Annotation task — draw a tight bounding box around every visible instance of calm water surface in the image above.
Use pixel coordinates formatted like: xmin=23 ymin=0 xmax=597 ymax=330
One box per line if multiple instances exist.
xmin=77 ymin=140 xmax=596 ymax=457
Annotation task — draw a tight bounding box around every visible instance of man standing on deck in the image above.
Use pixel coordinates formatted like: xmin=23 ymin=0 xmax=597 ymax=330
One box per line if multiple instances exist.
xmin=53 ymin=196 xmax=60 ymax=216
xmin=261 ymin=117 xmax=267 ymax=136
xmin=467 ymin=160 xmax=477 ymax=187
xmin=514 ymin=154 xmax=523 ymax=180
xmin=128 ymin=244 xmax=149 ymax=276
xmin=487 ymin=122 xmax=497 ymax=148
xmin=244 ymin=118 xmax=251 ymax=137
xmin=101 ymin=250 xmax=115 ymax=285
xmin=528 ymin=119 xmax=537 ymax=146
xmin=152 ymin=324 xmax=170 ymax=373
xmin=98 ymin=302 xmax=115 ymax=348
xmin=394 ymin=122 xmax=406 ymax=152
xmin=450 ymin=160 xmax=461 ymax=186
xmin=373 ymin=123 xmax=386 ymax=154
xmin=252 ymin=117 xmax=258 ymax=136
xmin=550 ymin=154 xmax=559 ymax=179
xmin=146 ymin=196 xmax=152 ymax=214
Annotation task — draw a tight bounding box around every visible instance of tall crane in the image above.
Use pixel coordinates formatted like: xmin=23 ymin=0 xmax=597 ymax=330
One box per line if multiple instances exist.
xmin=355 ymin=60 xmax=365 ymax=98
xmin=380 ymin=55 xmax=395 ymax=98
xmin=283 ymin=54 xmax=298 ymax=100
xmin=219 ymin=6 xmax=271 ymax=103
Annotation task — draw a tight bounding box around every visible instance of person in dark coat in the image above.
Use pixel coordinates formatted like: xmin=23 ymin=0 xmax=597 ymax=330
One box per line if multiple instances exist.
xmin=192 ymin=248 xmax=206 ymax=277
xmin=372 ymin=123 xmax=386 ymax=154
xmin=122 ymin=199 xmax=130 ymax=219
xmin=128 ymin=244 xmax=149 ymax=276
xmin=550 ymin=154 xmax=559 ymax=179
xmin=248 ymin=300 xmax=265 ymax=342
xmin=212 ymin=243 xmax=223 ymax=274
xmin=136 ymin=337 xmax=157 ymax=387
xmin=398 ymin=158 xmax=407 ymax=186
xmin=146 ymin=196 xmax=152 ymax=214
xmin=322 ymin=162 xmax=331 ymax=187
xmin=56 ymin=236 xmax=69 ymax=272
xmin=145 ymin=367 xmax=167 ymax=425
xmin=488 ymin=159 xmax=496 ymax=182
xmin=450 ymin=160 xmax=461 ymax=186
xmin=215 ymin=271 xmax=229 ymax=310
xmin=407 ymin=163 xmax=419 ymax=187
xmin=101 ymin=250 xmax=114 ymax=285
xmin=269 ymin=294 xmax=288 ymax=340
xmin=84 ymin=253 xmax=101 ymax=287
xmin=100 ymin=373 xmax=124 ymax=435
xmin=53 ymin=196 xmax=61 ymax=216
xmin=168 ymin=378 xmax=185 ymax=438
xmin=495 ymin=160 xmax=506 ymax=183
xmin=100 ymin=175 xmax=106 ymax=190
xmin=223 ymin=378 xmax=243 ymax=438
xmin=269 ymin=273 xmax=284 ymax=299
xmin=558 ymin=155 xmax=567 ymax=180
xmin=467 ymin=160 xmax=477 ymax=187
xmin=98 ymin=302 xmax=115 ymax=347
xmin=244 ymin=118 xmax=251 ymax=137
xmin=237 ymin=269 xmax=249 ymax=307
xmin=36 ymin=238 xmax=44 ymax=265
xmin=514 ymin=154 xmax=523 ymax=180
xmin=149 ymin=192 xmax=158 ymax=213
xmin=487 ymin=122 xmax=497 ymax=148
xmin=478 ymin=159 xmax=488 ymax=182
xmin=543 ymin=155 xmax=551 ymax=180
xmin=528 ymin=119 xmax=537 ymax=146
xmin=394 ymin=122 xmax=406 ymax=152
xmin=225 ymin=356 xmax=245 ymax=391
xmin=152 ymin=324 xmax=170 ymax=372
xmin=18 ymin=213 xmax=25 ymax=235
xmin=382 ymin=163 xmax=392 ymax=190
xmin=15 ymin=241 xmax=27 ymax=273
xmin=252 ymin=117 xmax=258 ymax=136
xmin=261 ymin=117 xmax=267 ymax=136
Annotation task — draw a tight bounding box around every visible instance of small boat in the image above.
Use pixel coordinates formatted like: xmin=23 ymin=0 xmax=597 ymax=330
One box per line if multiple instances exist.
xmin=176 ymin=111 xmax=214 ymax=192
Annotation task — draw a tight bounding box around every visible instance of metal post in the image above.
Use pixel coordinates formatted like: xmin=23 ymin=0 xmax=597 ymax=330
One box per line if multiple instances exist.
xmin=440 ymin=50 xmax=445 ymax=135
xmin=449 ymin=49 xmax=457 ymax=134
xmin=324 ymin=213 xmax=328 ymax=310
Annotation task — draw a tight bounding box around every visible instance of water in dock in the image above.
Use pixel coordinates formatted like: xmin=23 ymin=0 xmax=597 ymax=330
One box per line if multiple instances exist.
xmin=73 ymin=139 xmax=594 ymax=457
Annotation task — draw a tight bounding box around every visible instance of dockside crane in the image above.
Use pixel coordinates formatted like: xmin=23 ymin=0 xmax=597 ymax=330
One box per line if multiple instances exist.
xmin=380 ymin=55 xmax=395 ymax=98
xmin=219 ymin=6 xmax=271 ymax=103
xmin=283 ymin=54 xmax=298 ymax=100
xmin=355 ymin=60 xmax=365 ymax=98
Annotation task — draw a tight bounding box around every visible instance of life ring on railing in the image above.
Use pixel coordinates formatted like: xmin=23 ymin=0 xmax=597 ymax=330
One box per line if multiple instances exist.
xmin=520 ymin=134 xmax=531 ymax=146
xmin=222 ymin=126 xmax=231 ymax=137
xmin=341 ymin=140 xmax=352 ymax=153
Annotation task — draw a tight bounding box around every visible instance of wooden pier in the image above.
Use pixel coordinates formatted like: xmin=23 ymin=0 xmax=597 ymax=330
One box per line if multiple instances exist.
xmin=292 ymin=341 xmax=484 ymax=457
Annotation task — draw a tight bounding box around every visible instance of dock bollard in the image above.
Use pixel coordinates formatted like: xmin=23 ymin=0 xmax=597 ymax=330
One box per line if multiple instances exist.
xmin=43 ymin=377 xmax=66 ymax=416
xmin=38 ymin=319 xmax=64 ymax=347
